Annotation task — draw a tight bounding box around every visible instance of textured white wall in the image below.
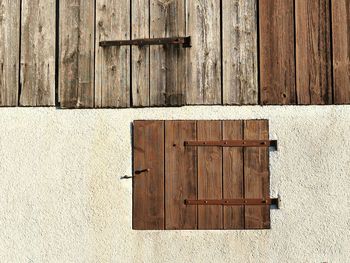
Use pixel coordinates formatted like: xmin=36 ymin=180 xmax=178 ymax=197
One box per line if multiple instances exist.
xmin=0 ymin=106 xmax=349 ymax=263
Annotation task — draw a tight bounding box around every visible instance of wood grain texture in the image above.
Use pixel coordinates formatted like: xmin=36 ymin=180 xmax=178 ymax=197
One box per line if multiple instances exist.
xmin=222 ymin=0 xmax=258 ymax=105
xmin=332 ymin=0 xmax=350 ymax=104
xmin=165 ymin=121 xmax=197 ymax=229
xmin=244 ymin=120 xmax=270 ymax=229
xmin=131 ymin=0 xmax=149 ymax=107
xmin=222 ymin=120 xmax=244 ymax=229
xmin=186 ymin=0 xmax=221 ymax=104
xmin=59 ymin=0 xmax=94 ymax=108
xmin=149 ymin=0 xmax=186 ymax=106
xmin=197 ymin=121 xmax=222 ymax=229
xmin=20 ymin=0 xmax=55 ymax=106
xmin=95 ymin=0 xmax=130 ymax=108
xmin=133 ymin=121 xmax=164 ymax=230
xmin=259 ymin=0 xmax=296 ymax=105
xmin=295 ymin=0 xmax=332 ymax=105
xmin=0 ymin=0 xmax=20 ymax=106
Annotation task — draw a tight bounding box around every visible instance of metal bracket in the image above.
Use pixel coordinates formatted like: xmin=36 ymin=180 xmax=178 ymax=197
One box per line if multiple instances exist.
xmin=185 ymin=198 xmax=280 ymax=209
xmin=184 ymin=140 xmax=277 ymax=150
xmin=100 ymin=37 xmax=191 ymax=48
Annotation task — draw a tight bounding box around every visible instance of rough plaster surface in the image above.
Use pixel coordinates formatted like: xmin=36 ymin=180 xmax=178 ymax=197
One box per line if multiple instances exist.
xmin=0 ymin=106 xmax=349 ymax=263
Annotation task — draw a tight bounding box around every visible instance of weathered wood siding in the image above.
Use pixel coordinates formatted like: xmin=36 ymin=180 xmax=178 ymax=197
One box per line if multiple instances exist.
xmin=59 ymin=0 xmax=95 ymax=108
xmin=1 ymin=1 xmax=350 ymax=107
xmin=295 ymin=0 xmax=332 ymax=105
xmin=0 ymin=0 xmax=20 ymax=106
xmin=150 ymin=0 xmax=186 ymax=106
xmin=259 ymin=0 xmax=296 ymax=105
xmin=20 ymin=0 xmax=56 ymax=106
xmin=186 ymin=0 xmax=221 ymax=105
xmin=131 ymin=0 xmax=149 ymax=107
xmin=332 ymin=0 xmax=350 ymax=104
xmin=95 ymin=0 xmax=130 ymax=108
xmin=222 ymin=0 xmax=258 ymax=105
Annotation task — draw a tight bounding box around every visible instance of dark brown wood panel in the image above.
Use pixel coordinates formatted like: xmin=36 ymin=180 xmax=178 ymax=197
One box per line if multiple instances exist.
xmin=332 ymin=0 xmax=350 ymax=104
xmin=295 ymin=0 xmax=332 ymax=105
xmin=197 ymin=121 xmax=222 ymax=229
xmin=133 ymin=121 xmax=164 ymax=230
xmin=165 ymin=121 xmax=197 ymax=229
xmin=222 ymin=121 xmax=244 ymax=229
xmin=259 ymin=0 xmax=296 ymax=105
xmin=244 ymin=120 xmax=270 ymax=229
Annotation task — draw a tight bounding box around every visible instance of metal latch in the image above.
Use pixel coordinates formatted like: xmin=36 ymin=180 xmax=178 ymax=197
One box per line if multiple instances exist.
xmin=100 ymin=37 xmax=191 ymax=48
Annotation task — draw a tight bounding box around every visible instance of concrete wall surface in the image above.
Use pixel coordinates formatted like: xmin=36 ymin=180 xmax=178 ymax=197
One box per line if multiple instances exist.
xmin=0 ymin=106 xmax=349 ymax=263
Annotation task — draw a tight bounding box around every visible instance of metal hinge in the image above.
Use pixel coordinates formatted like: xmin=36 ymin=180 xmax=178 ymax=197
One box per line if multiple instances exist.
xmin=185 ymin=198 xmax=280 ymax=209
xmin=184 ymin=140 xmax=277 ymax=150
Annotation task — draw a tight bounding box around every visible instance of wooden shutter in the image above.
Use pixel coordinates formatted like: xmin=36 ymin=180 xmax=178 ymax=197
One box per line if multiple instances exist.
xmin=133 ymin=120 xmax=273 ymax=230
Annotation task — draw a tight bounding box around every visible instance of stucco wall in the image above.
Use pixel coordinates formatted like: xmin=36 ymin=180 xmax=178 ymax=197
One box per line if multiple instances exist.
xmin=0 ymin=106 xmax=349 ymax=263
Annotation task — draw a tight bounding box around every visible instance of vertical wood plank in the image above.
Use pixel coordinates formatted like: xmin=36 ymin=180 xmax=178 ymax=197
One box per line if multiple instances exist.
xmin=222 ymin=120 xmax=244 ymax=229
xmin=0 ymin=0 xmax=20 ymax=106
xmin=244 ymin=120 xmax=270 ymax=229
xmin=165 ymin=121 xmax=197 ymax=229
xmin=95 ymin=0 xmax=130 ymax=108
xmin=133 ymin=121 xmax=164 ymax=230
xmin=149 ymin=0 xmax=186 ymax=106
xmin=131 ymin=0 xmax=150 ymax=107
xmin=332 ymin=0 xmax=350 ymax=104
xmin=20 ymin=0 xmax=55 ymax=106
xmin=197 ymin=120 xmax=222 ymax=229
xmin=295 ymin=0 xmax=332 ymax=105
xmin=259 ymin=0 xmax=296 ymax=105
xmin=186 ymin=0 xmax=221 ymax=104
xmin=59 ymin=0 xmax=94 ymax=108
xmin=222 ymin=0 xmax=258 ymax=105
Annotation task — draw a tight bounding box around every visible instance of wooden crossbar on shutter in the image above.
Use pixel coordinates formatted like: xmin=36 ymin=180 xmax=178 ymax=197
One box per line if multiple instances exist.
xmin=133 ymin=120 xmax=272 ymax=230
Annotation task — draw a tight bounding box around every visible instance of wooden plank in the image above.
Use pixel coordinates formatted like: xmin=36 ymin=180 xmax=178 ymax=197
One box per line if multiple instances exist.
xmin=59 ymin=0 xmax=94 ymax=108
xmin=149 ymin=0 xmax=186 ymax=106
xmin=133 ymin=121 xmax=164 ymax=230
xmin=131 ymin=0 xmax=150 ymax=107
xmin=197 ymin=120 xmax=222 ymax=229
xmin=165 ymin=120 xmax=197 ymax=229
xmin=95 ymin=0 xmax=130 ymax=108
xmin=259 ymin=0 xmax=296 ymax=105
xmin=0 ymin=0 xmax=20 ymax=106
xmin=222 ymin=0 xmax=258 ymax=105
xmin=244 ymin=120 xmax=270 ymax=229
xmin=222 ymin=120 xmax=244 ymax=229
xmin=332 ymin=0 xmax=350 ymax=104
xmin=295 ymin=0 xmax=332 ymax=105
xmin=186 ymin=0 xmax=221 ymax=104
xmin=20 ymin=0 xmax=55 ymax=106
